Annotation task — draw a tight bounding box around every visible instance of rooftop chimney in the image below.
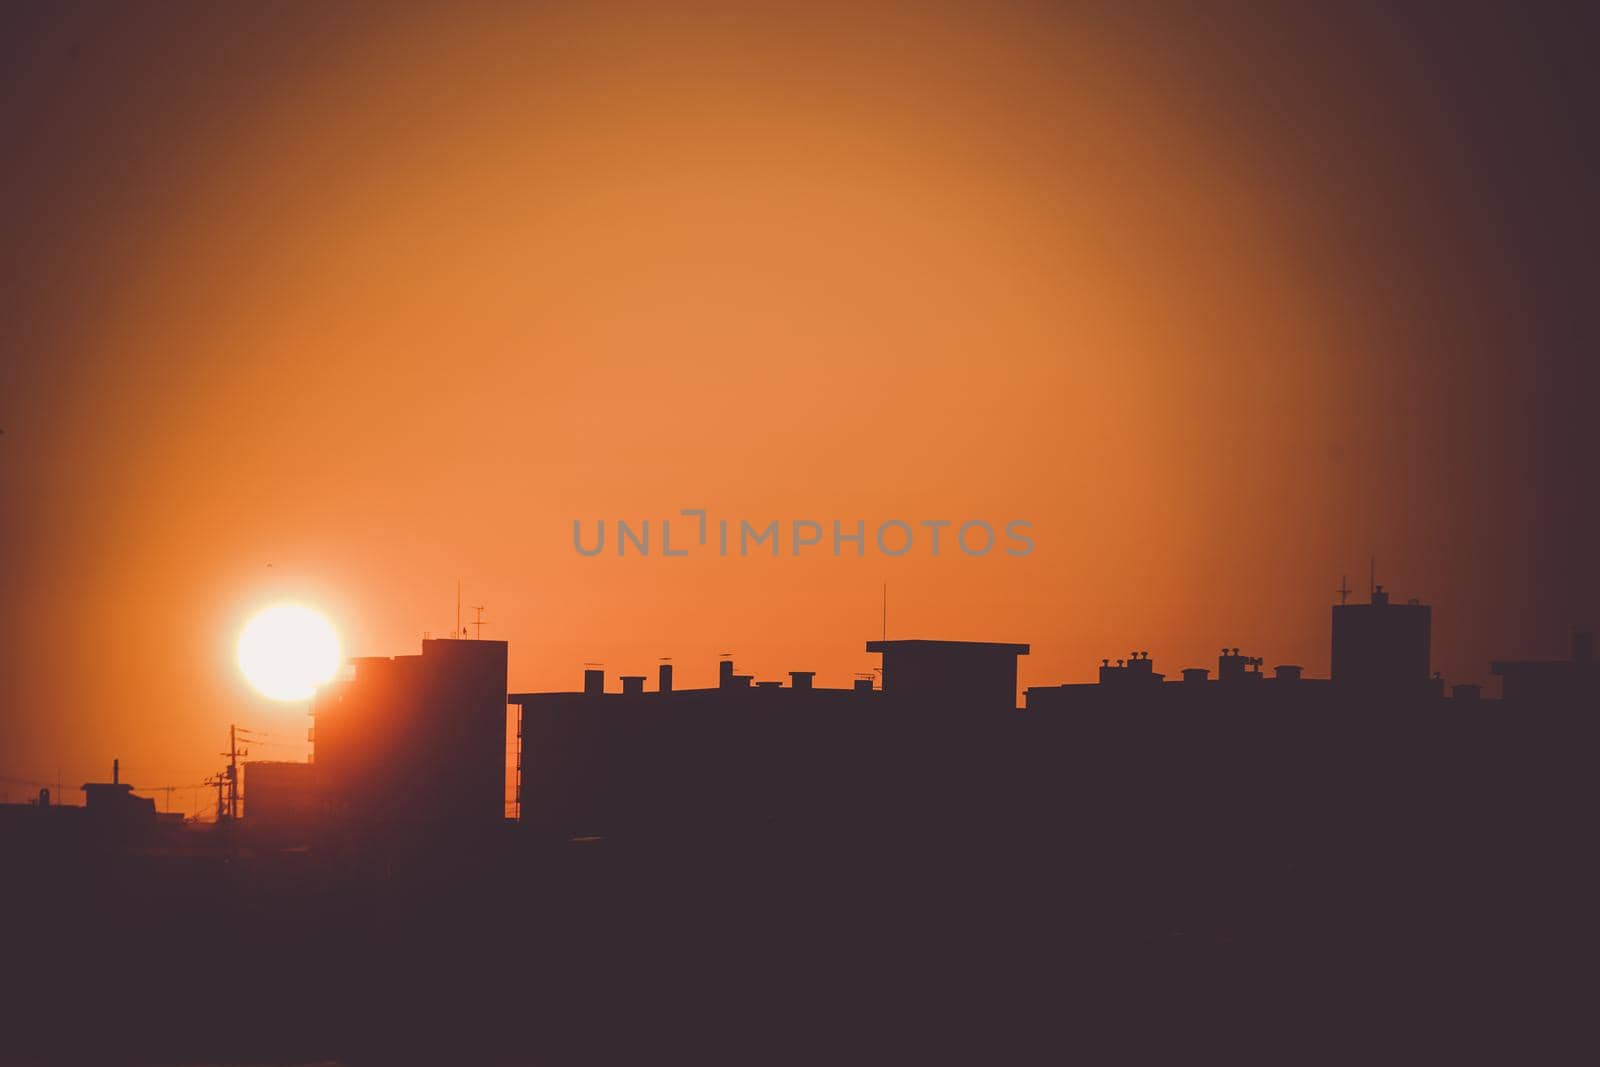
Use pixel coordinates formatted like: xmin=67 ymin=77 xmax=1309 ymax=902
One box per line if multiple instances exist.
xmin=112 ymin=758 xmax=119 ymax=785
xmin=620 ymin=675 xmax=644 ymax=695
xmin=583 ymin=668 xmax=604 ymax=696
xmin=659 ymin=662 xmax=674 ymax=693
xmin=1182 ymin=668 xmax=1209 ymax=684
xmin=1274 ymin=665 xmax=1303 ymax=682
xmin=1372 ymin=584 xmax=1389 ymax=606
xmin=853 ymin=677 xmax=875 ymax=692
xmin=789 ymin=671 xmax=815 ymax=690
xmin=719 ymin=659 xmax=735 ymax=688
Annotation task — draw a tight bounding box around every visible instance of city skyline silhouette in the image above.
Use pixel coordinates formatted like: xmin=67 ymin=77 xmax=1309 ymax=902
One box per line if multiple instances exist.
xmin=4 ymin=575 xmax=1596 ymax=1064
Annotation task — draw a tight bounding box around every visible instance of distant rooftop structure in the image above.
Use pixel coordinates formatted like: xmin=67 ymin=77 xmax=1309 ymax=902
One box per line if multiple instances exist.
xmin=1492 ymin=626 xmax=1599 ymax=705
xmin=80 ymin=759 xmax=156 ymax=827
xmin=866 ymin=639 xmax=1030 ymax=713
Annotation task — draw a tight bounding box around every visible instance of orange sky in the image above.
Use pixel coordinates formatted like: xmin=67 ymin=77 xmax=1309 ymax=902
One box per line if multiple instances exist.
xmin=2 ymin=2 xmax=1596 ymax=813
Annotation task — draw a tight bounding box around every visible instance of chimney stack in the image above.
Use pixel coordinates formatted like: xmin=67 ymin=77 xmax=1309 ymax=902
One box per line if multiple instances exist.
xmin=719 ymin=659 xmax=735 ymax=688
xmin=620 ymin=675 xmax=644 ymax=695
xmin=583 ymin=668 xmax=604 ymax=696
xmin=112 ymin=758 xmax=119 ymax=785
xmin=659 ymin=662 xmax=674 ymax=692
xmin=789 ymin=671 xmax=815 ymax=690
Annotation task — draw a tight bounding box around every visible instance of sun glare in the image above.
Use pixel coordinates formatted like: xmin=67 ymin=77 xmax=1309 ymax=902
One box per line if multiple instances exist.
xmin=237 ymin=603 xmax=343 ymax=702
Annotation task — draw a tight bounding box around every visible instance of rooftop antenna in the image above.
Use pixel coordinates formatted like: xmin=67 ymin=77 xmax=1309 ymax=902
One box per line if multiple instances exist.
xmin=1369 ymin=556 xmax=1376 ymax=599
xmin=470 ymin=604 xmax=486 ymax=640
xmin=1338 ymin=575 xmax=1351 ymax=605
xmin=456 ymin=580 xmax=462 ymax=640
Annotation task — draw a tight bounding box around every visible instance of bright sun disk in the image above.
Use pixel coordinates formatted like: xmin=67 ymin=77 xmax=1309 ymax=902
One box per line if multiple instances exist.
xmin=237 ymin=603 xmax=342 ymax=702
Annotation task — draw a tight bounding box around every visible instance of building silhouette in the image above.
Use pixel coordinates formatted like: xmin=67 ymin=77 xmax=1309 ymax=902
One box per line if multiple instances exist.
xmin=242 ymin=760 xmax=316 ymax=825
xmin=310 ymin=638 xmax=507 ymax=829
xmin=1492 ymin=625 xmax=1599 ymax=706
xmin=1331 ymin=584 xmax=1433 ymax=693
xmin=80 ymin=758 xmax=161 ymax=834
xmin=866 ymin=638 xmax=1030 ymax=712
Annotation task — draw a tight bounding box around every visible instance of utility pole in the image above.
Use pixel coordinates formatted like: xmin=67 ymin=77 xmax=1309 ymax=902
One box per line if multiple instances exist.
xmin=228 ymin=724 xmax=240 ymax=821
xmin=205 ymin=773 xmax=225 ymax=822
xmin=222 ymin=725 xmax=255 ymax=822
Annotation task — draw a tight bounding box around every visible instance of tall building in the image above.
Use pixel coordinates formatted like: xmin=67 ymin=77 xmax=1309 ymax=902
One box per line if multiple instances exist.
xmin=1331 ymin=585 xmax=1432 ymax=692
xmin=311 ymin=639 xmax=508 ymax=828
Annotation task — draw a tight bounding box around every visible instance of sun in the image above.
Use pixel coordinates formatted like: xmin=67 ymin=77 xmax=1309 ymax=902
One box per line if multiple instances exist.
xmin=237 ymin=603 xmax=343 ymax=702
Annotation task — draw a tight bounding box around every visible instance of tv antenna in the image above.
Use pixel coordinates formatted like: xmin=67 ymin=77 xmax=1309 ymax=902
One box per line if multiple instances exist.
xmin=1338 ymin=575 xmax=1351 ymax=605
xmin=470 ymin=605 xmax=486 ymax=640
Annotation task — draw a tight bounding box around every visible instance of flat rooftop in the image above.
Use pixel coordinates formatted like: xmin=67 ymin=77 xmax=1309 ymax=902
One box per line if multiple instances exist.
xmin=866 ymin=640 xmax=1030 ymax=655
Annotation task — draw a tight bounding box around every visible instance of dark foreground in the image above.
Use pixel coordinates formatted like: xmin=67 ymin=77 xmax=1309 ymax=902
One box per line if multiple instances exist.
xmin=2 ymin=708 xmax=1593 ymax=1065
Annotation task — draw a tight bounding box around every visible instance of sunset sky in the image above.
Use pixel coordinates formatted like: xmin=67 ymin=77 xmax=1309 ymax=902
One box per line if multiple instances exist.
xmin=2 ymin=2 xmax=1595 ymax=812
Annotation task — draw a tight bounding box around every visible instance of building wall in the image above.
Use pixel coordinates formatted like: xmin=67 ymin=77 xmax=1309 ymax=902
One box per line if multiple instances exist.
xmin=243 ymin=761 xmax=316 ymax=824
xmin=312 ymin=639 xmax=508 ymax=827
xmin=1331 ymin=600 xmax=1431 ymax=690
